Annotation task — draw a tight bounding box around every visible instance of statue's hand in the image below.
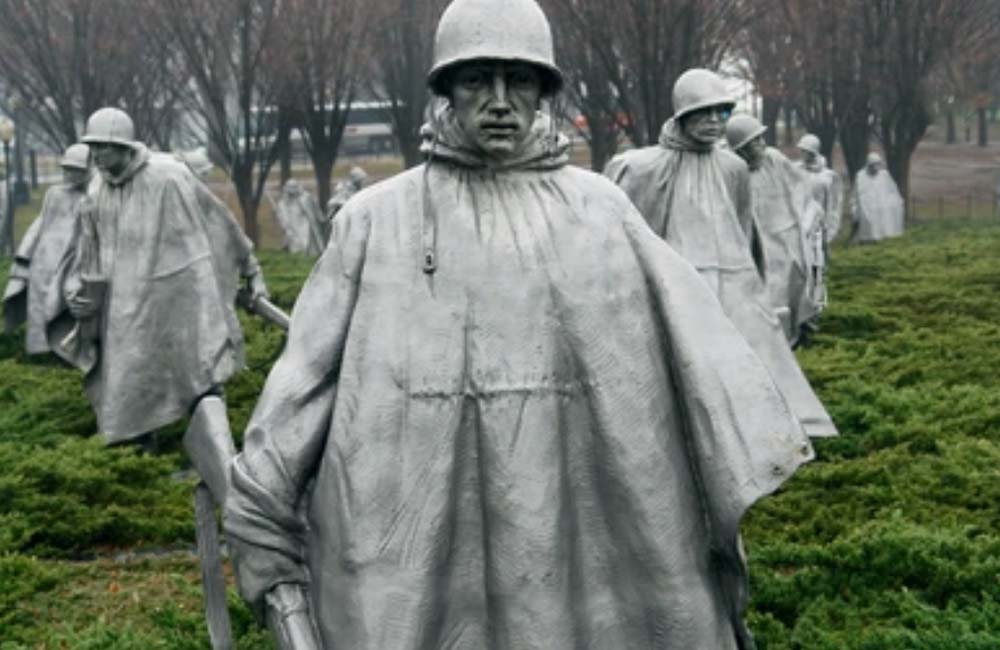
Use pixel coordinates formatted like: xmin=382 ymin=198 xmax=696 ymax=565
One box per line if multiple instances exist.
xmin=249 ymin=272 xmax=270 ymax=303
xmin=67 ymin=293 xmax=97 ymax=320
xmin=5 ymin=277 xmax=26 ymax=297
xmin=265 ymin=583 xmax=321 ymax=650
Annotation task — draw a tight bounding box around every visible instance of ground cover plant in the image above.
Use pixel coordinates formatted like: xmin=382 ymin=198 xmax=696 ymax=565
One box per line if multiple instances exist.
xmin=0 ymin=218 xmax=998 ymax=648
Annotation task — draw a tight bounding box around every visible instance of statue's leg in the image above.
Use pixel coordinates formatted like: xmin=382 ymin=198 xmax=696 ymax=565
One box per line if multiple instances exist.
xmin=185 ymin=392 xmax=236 ymax=650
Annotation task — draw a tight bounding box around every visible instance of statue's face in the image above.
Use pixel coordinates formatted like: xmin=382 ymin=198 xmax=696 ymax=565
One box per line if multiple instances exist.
xmin=801 ymin=149 xmax=818 ymax=164
xmin=62 ymin=167 xmax=90 ymax=189
xmin=91 ymin=142 xmax=133 ymax=176
xmin=448 ymin=59 xmax=542 ymax=159
xmin=682 ymin=105 xmax=731 ymax=145
xmin=738 ymin=136 xmax=767 ymax=169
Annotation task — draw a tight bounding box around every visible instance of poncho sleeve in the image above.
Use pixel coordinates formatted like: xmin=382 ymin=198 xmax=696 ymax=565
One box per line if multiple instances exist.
xmin=224 ymin=205 xmax=370 ymax=614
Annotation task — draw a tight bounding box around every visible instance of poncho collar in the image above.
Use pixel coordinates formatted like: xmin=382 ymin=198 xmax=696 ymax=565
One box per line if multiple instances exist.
xmin=420 ymin=109 xmax=570 ymax=172
xmin=659 ymin=118 xmax=717 ymax=154
xmin=99 ymin=144 xmax=151 ymax=187
xmin=803 ymin=154 xmax=826 ymax=173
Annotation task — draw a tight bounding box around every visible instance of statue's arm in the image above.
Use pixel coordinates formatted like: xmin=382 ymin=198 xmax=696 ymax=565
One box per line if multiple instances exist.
xmin=224 ymin=207 xmax=369 ymax=637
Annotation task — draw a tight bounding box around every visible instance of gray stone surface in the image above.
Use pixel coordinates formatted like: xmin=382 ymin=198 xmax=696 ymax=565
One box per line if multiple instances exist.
xmin=225 ymin=6 xmax=816 ymax=649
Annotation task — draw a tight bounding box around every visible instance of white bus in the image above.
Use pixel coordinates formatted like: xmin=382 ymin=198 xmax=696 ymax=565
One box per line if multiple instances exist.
xmin=339 ymin=101 xmax=397 ymax=155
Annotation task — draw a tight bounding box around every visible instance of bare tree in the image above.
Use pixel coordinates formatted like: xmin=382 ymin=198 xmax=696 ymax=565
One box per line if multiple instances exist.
xmin=281 ymin=0 xmax=367 ymax=206
xmin=0 ymin=0 xmax=185 ymax=151
xmin=545 ymin=0 xmax=746 ymax=170
xmin=864 ymin=0 xmax=982 ymax=201
xmin=366 ymin=0 xmax=448 ymax=168
xmin=543 ymin=0 xmax=622 ymax=170
xmin=157 ymin=0 xmax=284 ymax=245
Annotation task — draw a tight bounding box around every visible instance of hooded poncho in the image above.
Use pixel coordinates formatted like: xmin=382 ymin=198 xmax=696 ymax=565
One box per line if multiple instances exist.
xmin=798 ymin=155 xmax=842 ymax=244
xmin=851 ymin=166 xmax=904 ymax=243
xmin=2 ymin=183 xmax=87 ymax=352
xmin=275 ymin=185 xmax=326 ymax=255
xmin=53 ymin=146 xmax=259 ymax=443
xmin=605 ymin=120 xmax=836 ymax=438
xmin=747 ymin=148 xmax=820 ymax=342
xmin=225 ymin=112 xmax=815 ymax=650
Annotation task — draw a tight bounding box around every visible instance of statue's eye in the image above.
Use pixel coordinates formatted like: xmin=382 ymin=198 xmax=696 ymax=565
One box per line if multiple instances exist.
xmin=508 ymin=67 xmax=539 ymax=89
xmin=456 ymin=69 xmax=489 ymax=90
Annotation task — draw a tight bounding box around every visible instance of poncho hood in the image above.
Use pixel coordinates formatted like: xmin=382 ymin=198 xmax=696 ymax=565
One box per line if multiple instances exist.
xmin=659 ymin=117 xmax=718 ymax=154
xmin=803 ymin=154 xmax=826 ymax=174
xmin=98 ymin=144 xmax=151 ymax=186
xmin=420 ymin=110 xmax=570 ymax=171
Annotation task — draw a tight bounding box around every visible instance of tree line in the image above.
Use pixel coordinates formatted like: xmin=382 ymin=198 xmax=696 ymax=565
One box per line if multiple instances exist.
xmin=0 ymin=0 xmax=996 ymax=243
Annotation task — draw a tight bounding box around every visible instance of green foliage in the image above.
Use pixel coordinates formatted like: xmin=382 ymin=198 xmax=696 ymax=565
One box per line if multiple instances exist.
xmin=0 ymin=554 xmax=274 ymax=649
xmin=0 ymin=438 xmax=193 ymax=556
xmin=1 ymin=220 xmax=999 ymax=646
xmin=744 ymin=219 xmax=1000 ymax=648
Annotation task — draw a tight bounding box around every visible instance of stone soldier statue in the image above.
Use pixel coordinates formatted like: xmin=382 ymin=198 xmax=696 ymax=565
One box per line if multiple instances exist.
xmin=3 ymin=144 xmax=91 ymax=352
xmin=53 ymin=107 xmax=272 ymax=649
xmin=605 ymin=69 xmax=836 ymax=438
xmin=57 ymin=107 xmax=270 ymax=492
xmin=794 ymin=133 xmax=842 ymax=314
xmin=274 ymin=179 xmax=325 ymax=255
xmin=795 ymin=134 xmax=843 ymax=243
xmin=726 ymin=114 xmax=820 ymax=346
xmin=224 ymin=2 xmax=816 ymax=649
xmin=325 ymin=165 xmax=369 ymax=221
xmin=850 ymin=152 xmax=904 ymax=244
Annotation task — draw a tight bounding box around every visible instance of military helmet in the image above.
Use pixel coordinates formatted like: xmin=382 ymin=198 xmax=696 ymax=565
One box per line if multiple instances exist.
xmin=796 ymin=133 xmax=821 ymax=155
xmin=60 ymin=143 xmax=91 ymax=170
xmin=672 ymin=68 xmax=735 ymax=120
xmin=427 ymin=0 xmax=564 ymax=97
xmin=866 ymin=152 xmax=882 ymax=166
xmin=349 ymin=166 xmax=368 ymax=185
xmin=725 ymin=114 xmax=767 ymax=151
xmin=82 ymin=107 xmax=136 ymax=147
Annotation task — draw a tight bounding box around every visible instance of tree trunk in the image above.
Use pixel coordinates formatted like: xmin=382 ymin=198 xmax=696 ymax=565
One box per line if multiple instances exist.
xmin=839 ymin=121 xmax=869 ymax=180
xmin=587 ymin=116 xmax=620 ymax=172
xmin=312 ymin=147 xmax=335 ymax=209
xmin=278 ymin=123 xmax=292 ymax=186
xmin=783 ymin=103 xmax=795 ymax=147
xmin=945 ymin=109 xmax=957 ymax=144
xmin=232 ymin=164 xmax=261 ymax=246
xmin=977 ymin=107 xmax=988 ymax=147
xmin=885 ymin=147 xmax=912 ymax=221
xmin=761 ymin=96 xmax=780 ymax=146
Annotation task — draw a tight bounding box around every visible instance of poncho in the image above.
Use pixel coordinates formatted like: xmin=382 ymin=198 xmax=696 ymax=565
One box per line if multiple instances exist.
xmin=225 ymin=112 xmax=815 ymax=650
xmin=747 ymin=148 xmax=820 ymax=342
xmin=852 ymin=168 xmax=904 ymax=243
xmin=2 ymin=183 xmax=86 ymax=352
xmin=798 ymin=155 xmax=842 ymax=244
xmin=53 ymin=146 xmax=259 ymax=443
xmin=605 ymin=120 xmax=836 ymax=438
xmin=275 ymin=188 xmax=326 ymax=255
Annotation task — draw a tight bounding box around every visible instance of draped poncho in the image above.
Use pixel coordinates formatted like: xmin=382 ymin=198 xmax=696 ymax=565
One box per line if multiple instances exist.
xmin=275 ymin=188 xmax=326 ymax=255
xmin=2 ymin=184 xmax=85 ymax=351
xmin=54 ymin=146 xmax=259 ymax=443
xmin=747 ymin=148 xmax=820 ymax=342
xmin=798 ymin=155 xmax=843 ymax=245
xmin=851 ymin=168 xmax=904 ymax=243
xmin=605 ymin=120 xmax=836 ymax=438
xmin=225 ymin=113 xmax=816 ymax=650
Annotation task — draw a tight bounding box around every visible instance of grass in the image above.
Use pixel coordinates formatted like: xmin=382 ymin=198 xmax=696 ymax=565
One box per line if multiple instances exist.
xmin=1 ymin=210 xmax=999 ymax=647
